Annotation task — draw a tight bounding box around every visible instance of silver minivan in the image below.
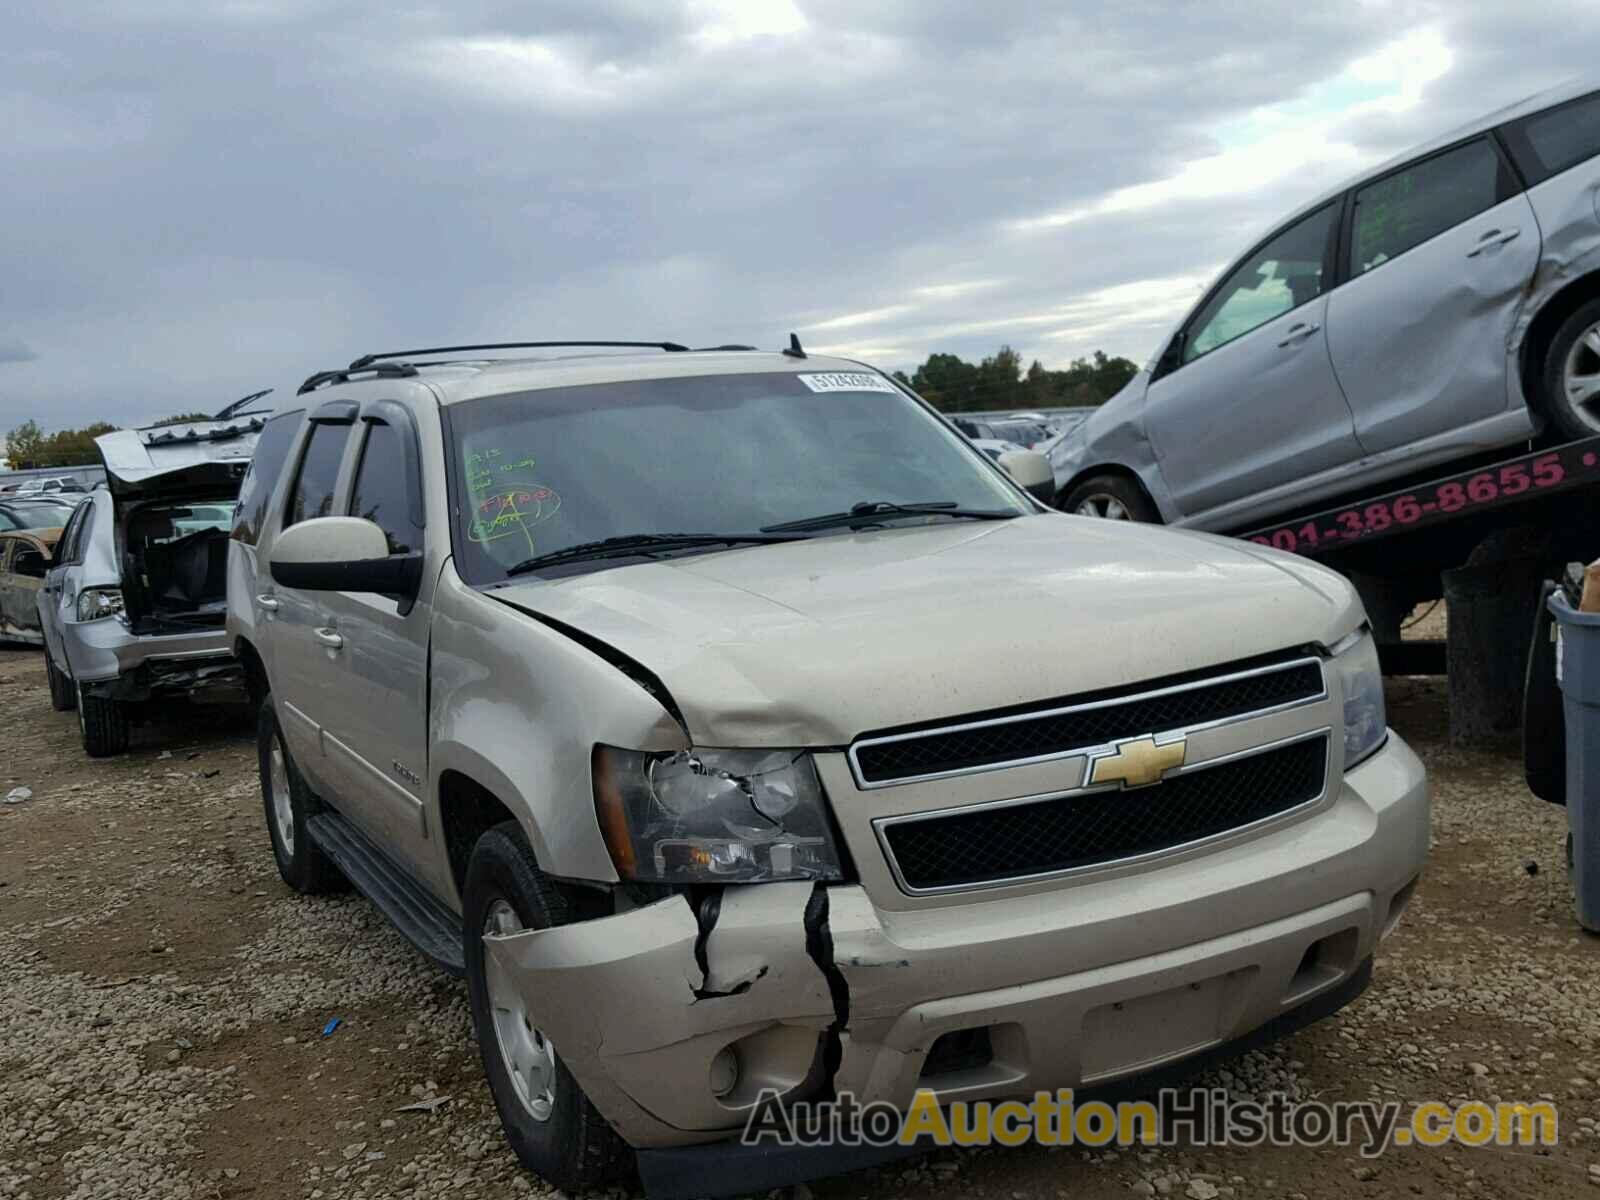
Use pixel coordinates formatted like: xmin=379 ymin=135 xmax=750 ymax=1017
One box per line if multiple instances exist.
xmin=1051 ymin=76 xmax=1600 ymax=530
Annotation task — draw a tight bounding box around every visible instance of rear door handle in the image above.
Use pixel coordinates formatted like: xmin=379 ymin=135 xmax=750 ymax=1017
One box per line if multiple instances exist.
xmin=313 ymin=627 xmax=343 ymax=650
xmin=256 ymin=594 xmax=280 ymax=613
xmin=1277 ymin=322 xmax=1321 ymax=349
xmin=1467 ymin=227 xmax=1521 ymax=257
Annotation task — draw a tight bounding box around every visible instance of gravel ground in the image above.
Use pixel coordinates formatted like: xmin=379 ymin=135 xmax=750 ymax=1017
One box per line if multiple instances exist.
xmin=1 ymin=645 xmax=1596 ymax=1200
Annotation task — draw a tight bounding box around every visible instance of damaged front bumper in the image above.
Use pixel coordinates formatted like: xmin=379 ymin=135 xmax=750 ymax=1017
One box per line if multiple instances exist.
xmin=485 ymin=735 xmax=1428 ymax=1163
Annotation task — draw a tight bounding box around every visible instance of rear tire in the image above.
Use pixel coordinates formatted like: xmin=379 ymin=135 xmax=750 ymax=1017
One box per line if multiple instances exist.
xmin=258 ymin=697 xmax=346 ymax=894
xmin=46 ymin=654 xmax=75 ymax=712
xmin=1061 ymin=474 xmax=1160 ymax=523
xmin=1541 ymin=297 xmax=1600 ymax=442
xmin=464 ymin=822 xmax=633 ymax=1192
xmin=77 ymin=684 xmax=128 ymax=757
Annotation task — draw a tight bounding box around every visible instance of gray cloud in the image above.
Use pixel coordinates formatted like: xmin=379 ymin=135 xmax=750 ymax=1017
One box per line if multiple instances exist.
xmin=0 ymin=0 xmax=1595 ymax=429
xmin=0 ymin=339 xmax=39 ymax=364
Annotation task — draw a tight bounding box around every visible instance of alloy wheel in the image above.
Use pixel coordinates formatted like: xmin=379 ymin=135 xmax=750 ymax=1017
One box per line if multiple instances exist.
xmin=1075 ymin=493 xmax=1132 ymax=520
xmin=269 ymin=736 xmax=294 ymax=856
xmin=1563 ymin=320 xmax=1600 ymax=434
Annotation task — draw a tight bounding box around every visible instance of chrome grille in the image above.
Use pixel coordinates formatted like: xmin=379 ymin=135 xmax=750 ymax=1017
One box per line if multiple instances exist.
xmin=878 ymin=733 xmax=1329 ymax=893
xmin=850 ymin=656 xmax=1325 ymax=787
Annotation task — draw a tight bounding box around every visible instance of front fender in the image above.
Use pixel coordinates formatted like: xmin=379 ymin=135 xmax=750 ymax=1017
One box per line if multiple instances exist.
xmin=428 ymin=560 xmax=688 ymax=890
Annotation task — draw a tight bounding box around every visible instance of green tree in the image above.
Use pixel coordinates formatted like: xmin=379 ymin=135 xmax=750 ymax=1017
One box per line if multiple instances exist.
xmin=149 ymin=412 xmax=214 ymax=427
xmin=903 ymin=347 xmax=1139 ymax=412
xmin=5 ymin=420 xmax=45 ymax=467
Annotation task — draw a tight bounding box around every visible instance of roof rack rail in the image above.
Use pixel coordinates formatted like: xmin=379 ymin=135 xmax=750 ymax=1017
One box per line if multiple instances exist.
xmin=297 ymin=362 xmax=420 ymax=396
xmin=346 ymin=341 xmax=690 ymax=370
xmin=694 ymin=344 xmax=758 ymax=351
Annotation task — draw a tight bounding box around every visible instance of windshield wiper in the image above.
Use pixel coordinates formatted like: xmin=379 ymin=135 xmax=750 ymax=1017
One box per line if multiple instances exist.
xmin=761 ymin=500 xmax=1020 ymax=534
xmin=505 ymin=532 xmax=805 ymax=576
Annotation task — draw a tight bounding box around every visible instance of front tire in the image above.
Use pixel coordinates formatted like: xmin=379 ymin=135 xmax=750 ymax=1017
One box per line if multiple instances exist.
xmin=1061 ymin=474 xmax=1160 ymax=522
xmin=258 ymin=697 xmax=346 ymax=894
xmin=77 ymin=684 xmax=128 ymax=757
xmin=1541 ymin=298 xmax=1600 ymax=442
xmin=463 ymin=823 xmax=632 ymax=1192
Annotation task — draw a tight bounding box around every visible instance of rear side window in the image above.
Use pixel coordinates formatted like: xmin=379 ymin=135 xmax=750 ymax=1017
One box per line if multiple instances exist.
xmin=57 ymin=499 xmax=93 ymax=564
xmin=1350 ymin=139 xmax=1504 ymax=274
xmin=349 ymin=420 xmax=423 ymax=554
xmin=285 ymin=422 xmax=352 ymax=528
xmin=1504 ymin=90 xmax=1600 ymax=184
xmin=232 ymin=409 xmax=305 ymax=546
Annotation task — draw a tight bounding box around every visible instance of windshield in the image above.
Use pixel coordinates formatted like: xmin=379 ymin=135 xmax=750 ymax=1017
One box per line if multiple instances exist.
xmin=447 ymin=369 xmax=1028 ymax=583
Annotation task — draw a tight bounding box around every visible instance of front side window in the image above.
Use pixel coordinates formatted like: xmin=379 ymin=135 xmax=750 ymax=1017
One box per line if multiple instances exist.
xmin=285 ymin=421 xmax=351 ymax=528
xmin=233 ymin=409 xmax=306 ymax=545
xmin=448 ymin=371 xmax=1028 ymax=583
xmin=1184 ymin=203 xmax=1337 ymax=363
xmin=12 ymin=546 xmax=48 ymax=578
xmin=1351 ymin=139 xmax=1503 ymax=274
xmin=350 ymin=420 xmax=422 ymax=555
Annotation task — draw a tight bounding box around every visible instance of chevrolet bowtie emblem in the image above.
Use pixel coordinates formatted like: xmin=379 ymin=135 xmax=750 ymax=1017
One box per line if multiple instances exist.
xmin=1089 ymin=734 xmax=1187 ymax=789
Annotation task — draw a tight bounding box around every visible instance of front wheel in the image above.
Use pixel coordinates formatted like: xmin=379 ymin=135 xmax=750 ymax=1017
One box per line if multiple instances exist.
xmin=1541 ymin=298 xmax=1600 ymax=442
xmin=463 ymin=823 xmax=632 ymax=1192
xmin=1061 ymin=474 xmax=1160 ymax=523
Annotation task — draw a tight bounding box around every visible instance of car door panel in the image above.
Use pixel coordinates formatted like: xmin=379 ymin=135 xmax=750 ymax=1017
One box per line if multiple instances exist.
xmin=1328 ymin=191 xmax=1540 ymax=455
xmin=1145 ymin=296 xmax=1361 ymax=517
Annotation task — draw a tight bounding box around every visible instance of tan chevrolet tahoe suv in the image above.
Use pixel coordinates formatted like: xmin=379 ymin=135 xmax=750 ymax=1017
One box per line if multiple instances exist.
xmin=225 ymin=341 xmax=1428 ymax=1196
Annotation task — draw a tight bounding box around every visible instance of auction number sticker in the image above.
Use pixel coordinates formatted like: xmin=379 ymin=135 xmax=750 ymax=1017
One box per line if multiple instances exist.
xmin=798 ymin=372 xmax=899 ymax=394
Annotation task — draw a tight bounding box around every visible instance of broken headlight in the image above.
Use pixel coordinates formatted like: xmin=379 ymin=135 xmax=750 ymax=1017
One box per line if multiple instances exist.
xmin=593 ymin=746 xmax=844 ymax=884
xmin=1330 ymin=630 xmax=1386 ymax=770
xmin=76 ymin=587 xmax=124 ymax=623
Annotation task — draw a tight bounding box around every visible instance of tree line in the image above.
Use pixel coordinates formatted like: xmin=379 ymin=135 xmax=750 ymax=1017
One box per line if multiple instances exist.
xmin=893 ymin=346 xmax=1139 ymax=413
xmin=4 ymin=414 xmax=213 ymax=468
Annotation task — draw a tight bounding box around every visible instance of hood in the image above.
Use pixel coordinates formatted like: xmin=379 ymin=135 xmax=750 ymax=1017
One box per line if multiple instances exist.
xmin=489 ymin=514 xmax=1361 ymax=746
xmin=96 ymin=418 xmax=264 ymax=501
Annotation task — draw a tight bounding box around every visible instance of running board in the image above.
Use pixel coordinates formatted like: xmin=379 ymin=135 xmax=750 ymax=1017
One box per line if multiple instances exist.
xmin=305 ymin=811 xmax=466 ymax=977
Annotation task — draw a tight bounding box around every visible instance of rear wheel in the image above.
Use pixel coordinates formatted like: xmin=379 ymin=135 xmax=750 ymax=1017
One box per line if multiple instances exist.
xmin=1541 ymin=298 xmax=1600 ymax=441
xmin=77 ymin=684 xmax=128 ymax=757
xmin=46 ymin=654 xmax=75 ymax=712
xmin=464 ymin=823 xmax=632 ymax=1191
xmin=1061 ymin=474 xmax=1160 ymax=523
xmin=258 ymin=697 xmax=346 ymax=894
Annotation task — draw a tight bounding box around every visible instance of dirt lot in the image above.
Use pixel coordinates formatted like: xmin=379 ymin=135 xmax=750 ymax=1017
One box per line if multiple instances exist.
xmin=2 ymin=643 xmax=1598 ymax=1200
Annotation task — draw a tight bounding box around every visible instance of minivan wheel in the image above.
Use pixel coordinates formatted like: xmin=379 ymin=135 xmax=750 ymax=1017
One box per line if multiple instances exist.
xmin=77 ymin=684 xmax=129 ymax=757
xmin=1061 ymin=474 xmax=1160 ymax=523
xmin=258 ymin=696 xmax=346 ymax=894
xmin=46 ymin=655 xmax=76 ymax=712
xmin=1542 ymin=298 xmax=1600 ymax=441
xmin=463 ymin=823 xmax=632 ymax=1192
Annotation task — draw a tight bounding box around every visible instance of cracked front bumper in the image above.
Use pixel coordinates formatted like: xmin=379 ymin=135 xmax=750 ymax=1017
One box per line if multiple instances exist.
xmin=485 ymin=734 xmax=1428 ymax=1151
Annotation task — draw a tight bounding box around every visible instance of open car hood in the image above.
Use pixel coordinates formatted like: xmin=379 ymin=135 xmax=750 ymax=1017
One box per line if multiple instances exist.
xmin=96 ymin=417 xmax=266 ymax=502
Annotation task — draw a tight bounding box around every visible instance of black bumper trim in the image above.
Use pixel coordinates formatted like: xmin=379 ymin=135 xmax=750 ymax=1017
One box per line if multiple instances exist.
xmin=635 ymin=956 xmax=1373 ymax=1200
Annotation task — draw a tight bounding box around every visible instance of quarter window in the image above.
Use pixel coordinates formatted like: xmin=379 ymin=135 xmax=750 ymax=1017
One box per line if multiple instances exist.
xmin=57 ymin=500 xmax=92 ymax=564
xmin=285 ymin=422 xmax=351 ymax=528
xmin=232 ymin=409 xmax=305 ymax=546
xmin=1184 ymin=203 xmax=1337 ymax=363
xmin=349 ymin=420 xmax=422 ymax=555
xmin=1351 ymin=139 xmax=1503 ymax=275
xmin=1513 ymin=90 xmax=1600 ymax=181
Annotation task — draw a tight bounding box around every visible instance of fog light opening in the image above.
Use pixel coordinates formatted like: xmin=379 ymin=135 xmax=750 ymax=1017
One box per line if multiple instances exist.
xmin=709 ymin=1046 xmax=740 ymax=1098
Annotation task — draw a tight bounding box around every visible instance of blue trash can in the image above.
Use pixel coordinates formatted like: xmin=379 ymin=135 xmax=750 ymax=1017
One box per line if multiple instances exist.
xmin=1550 ymin=592 xmax=1600 ymax=930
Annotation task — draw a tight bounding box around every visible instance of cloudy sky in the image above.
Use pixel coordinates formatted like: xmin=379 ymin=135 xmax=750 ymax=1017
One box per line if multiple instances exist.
xmin=1 ymin=0 xmax=1595 ymax=430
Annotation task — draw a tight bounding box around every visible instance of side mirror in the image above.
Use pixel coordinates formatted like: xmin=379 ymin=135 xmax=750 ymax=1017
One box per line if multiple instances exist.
xmin=269 ymin=516 xmax=422 ymax=609
xmin=996 ymin=449 xmax=1055 ymax=502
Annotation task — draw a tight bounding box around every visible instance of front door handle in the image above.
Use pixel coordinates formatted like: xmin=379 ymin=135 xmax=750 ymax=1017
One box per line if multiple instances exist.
xmin=256 ymin=595 xmax=280 ymax=613
xmin=1466 ymin=227 xmax=1521 ymax=257
xmin=1277 ymin=322 xmax=1321 ymax=349
xmin=313 ymin=627 xmax=344 ymax=650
